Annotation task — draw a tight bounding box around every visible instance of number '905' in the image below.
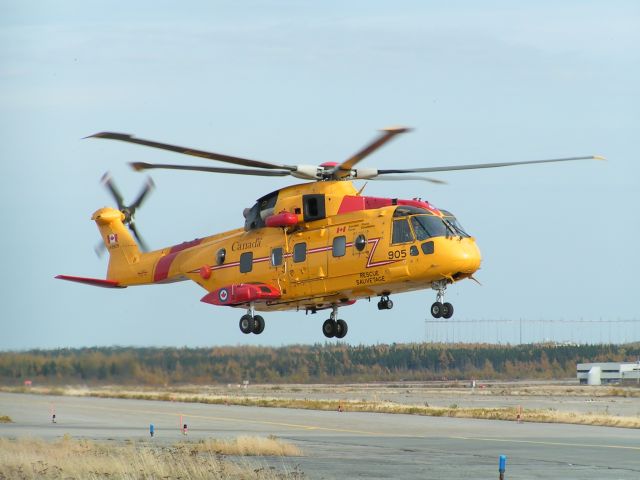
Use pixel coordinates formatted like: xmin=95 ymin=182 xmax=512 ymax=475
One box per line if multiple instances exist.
xmin=387 ymin=250 xmax=407 ymax=260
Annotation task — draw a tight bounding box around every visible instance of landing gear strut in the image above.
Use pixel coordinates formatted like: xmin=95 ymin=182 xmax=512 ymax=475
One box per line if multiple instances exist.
xmin=322 ymin=305 xmax=348 ymax=339
xmin=377 ymin=294 xmax=393 ymax=310
xmin=430 ymin=280 xmax=454 ymax=319
xmin=239 ymin=303 xmax=265 ymax=335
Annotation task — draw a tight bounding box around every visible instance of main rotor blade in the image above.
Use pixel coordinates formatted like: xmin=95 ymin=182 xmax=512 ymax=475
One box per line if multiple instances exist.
xmin=379 ymin=155 xmax=605 ymax=174
xmin=130 ymin=162 xmax=292 ymax=177
xmin=332 ymin=127 xmax=411 ymax=178
xmin=88 ymin=132 xmax=297 ymax=171
xmin=370 ymin=175 xmax=447 ymax=184
xmin=101 ymin=172 xmax=125 ymax=210
xmin=130 ymin=177 xmax=155 ymax=210
xmin=333 ymin=126 xmax=412 ymax=177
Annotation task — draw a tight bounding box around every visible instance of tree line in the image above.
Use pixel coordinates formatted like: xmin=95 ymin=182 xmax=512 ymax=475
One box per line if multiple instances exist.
xmin=0 ymin=343 xmax=638 ymax=386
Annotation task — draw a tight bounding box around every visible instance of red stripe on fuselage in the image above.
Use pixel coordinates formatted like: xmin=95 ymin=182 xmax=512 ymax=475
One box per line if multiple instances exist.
xmin=366 ymin=238 xmax=397 ymax=268
xmin=187 ymin=237 xmax=398 ymax=277
xmin=154 ymin=239 xmax=203 ymax=282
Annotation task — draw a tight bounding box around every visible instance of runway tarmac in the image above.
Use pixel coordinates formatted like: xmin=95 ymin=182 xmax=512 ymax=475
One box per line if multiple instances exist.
xmin=1 ymin=392 xmax=638 ymax=479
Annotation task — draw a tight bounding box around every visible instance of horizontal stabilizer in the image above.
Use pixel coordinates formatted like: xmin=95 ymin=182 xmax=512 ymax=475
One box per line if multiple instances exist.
xmin=55 ymin=275 xmax=125 ymax=289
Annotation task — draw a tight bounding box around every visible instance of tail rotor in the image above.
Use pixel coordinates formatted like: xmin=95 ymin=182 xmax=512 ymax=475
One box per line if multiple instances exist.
xmin=95 ymin=173 xmax=154 ymax=256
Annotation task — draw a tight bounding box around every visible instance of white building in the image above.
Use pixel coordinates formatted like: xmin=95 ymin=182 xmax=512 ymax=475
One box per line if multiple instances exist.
xmin=577 ymin=362 xmax=640 ymax=385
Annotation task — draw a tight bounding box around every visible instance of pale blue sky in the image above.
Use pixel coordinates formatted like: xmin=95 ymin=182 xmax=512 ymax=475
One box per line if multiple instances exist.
xmin=1 ymin=1 xmax=638 ymax=349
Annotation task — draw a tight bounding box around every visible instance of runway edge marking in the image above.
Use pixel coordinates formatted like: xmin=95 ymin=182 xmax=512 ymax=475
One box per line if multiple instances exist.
xmin=59 ymin=401 xmax=400 ymax=437
xmin=449 ymin=436 xmax=640 ymax=451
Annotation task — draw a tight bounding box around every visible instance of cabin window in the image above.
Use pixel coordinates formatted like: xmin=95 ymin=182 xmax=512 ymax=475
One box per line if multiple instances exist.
xmin=410 ymin=245 xmax=419 ymax=256
xmin=271 ymin=247 xmax=283 ymax=266
xmin=332 ymin=236 xmax=346 ymax=257
xmin=354 ymin=234 xmax=367 ymax=252
xmin=216 ymin=248 xmax=226 ymax=265
xmin=239 ymin=252 xmax=253 ymax=273
xmin=302 ymin=194 xmax=326 ymax=222
xmin=392 ymin=219 xmax=414 ymax=244
xmin=293 ymin=242 xmax=307 ymax=263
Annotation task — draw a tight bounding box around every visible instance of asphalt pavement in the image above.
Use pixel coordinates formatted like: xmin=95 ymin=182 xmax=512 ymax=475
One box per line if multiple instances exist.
xmin=1 ymin=392 xmax=638 ymax=479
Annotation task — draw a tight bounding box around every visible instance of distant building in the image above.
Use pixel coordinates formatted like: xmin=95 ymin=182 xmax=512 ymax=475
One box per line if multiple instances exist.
xmin=577 ymin=362 xmax=640 ymax=385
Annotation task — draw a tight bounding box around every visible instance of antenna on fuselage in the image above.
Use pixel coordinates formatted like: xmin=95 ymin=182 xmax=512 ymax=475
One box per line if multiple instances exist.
xmin=356 ymin=182 xmax=368 ymax=196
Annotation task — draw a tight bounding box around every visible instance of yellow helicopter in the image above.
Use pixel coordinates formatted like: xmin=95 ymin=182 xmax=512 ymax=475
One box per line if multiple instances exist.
xmin=57 ymin=127 xmax=602 ymax=338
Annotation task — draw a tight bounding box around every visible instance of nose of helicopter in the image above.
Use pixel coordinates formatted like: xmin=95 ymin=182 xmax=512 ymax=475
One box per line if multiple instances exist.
xmin=461 ymin=239 xmax=482 ymax=273
xmin=449 ymin=238 xmax=482 ymax=276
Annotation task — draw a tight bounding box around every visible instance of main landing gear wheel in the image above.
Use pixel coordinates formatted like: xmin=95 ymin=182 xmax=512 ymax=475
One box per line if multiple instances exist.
xmin=323 ymin=319 xmax=336 ymax=338
xmin=253 ymin=315 xmax=265 ymax=334
xmin=430 ymin=280 xmax=454 ymax=319
xmin=431 ymin=302 xmax=443 ymax=318
xmin=335 ymin=319 xmax=348 ymax=339
xmin=239 ymin=314 xmax=255 ymax=334
xmin=239 ymin=303 xmax=266 ymax=335
xmin=322 ymin=305 xmax=349 ymax=339
xmin=377 ymin=295 xmax=393 ymax=310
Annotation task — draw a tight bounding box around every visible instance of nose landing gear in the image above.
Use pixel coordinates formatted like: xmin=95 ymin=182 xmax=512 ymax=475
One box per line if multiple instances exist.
xmin=322 ymin=305 xmax=348 ymax=339
xmin=430 ymin=280 xmax=454 ymax=319
xmin=239 ymin=303 xmax=266 ymax=334
xmin=377 ymin=294 xmax=394 ymax=310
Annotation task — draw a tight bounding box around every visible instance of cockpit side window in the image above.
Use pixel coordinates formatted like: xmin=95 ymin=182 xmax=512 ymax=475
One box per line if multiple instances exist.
xmin=244 ymin=191 xmax=279 ymax=231
xmin=411 ymin=215 xmax=449 ymax=241
xmin=392 ymin=219 xmax=414 ymax=244
xmin=439 ymin=210 xmax=470 ymax=237
xmin=243 ymin=204 xmax=263 ymax=231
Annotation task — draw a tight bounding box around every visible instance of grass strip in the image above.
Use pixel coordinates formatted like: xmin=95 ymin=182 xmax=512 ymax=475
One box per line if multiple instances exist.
xmin=0 ymin=436 xmax=303 ymax=480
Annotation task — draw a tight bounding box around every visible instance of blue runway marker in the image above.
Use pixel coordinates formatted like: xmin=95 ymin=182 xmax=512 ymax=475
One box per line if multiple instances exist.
xmin=499 ymin=454 xmax=507 ymax=479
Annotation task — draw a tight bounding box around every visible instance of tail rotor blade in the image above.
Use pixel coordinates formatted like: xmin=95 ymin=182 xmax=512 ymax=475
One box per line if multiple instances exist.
xmin=101 ymin=172 xmax=125 ymax=210
xmin=130 ymin=177 xmax=155 ymax=210
xmin=99 ymin=173 xmax=153 ymax=253
xmin=128 ymin=221 xmax=149 ymax=252
xmin=94 ymin=241 xmax=106 ymax=258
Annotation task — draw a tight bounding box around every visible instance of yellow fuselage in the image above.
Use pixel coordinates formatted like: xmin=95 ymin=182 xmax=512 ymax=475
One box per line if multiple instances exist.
xmin=94 ymin=181 xmax=482 ymax=311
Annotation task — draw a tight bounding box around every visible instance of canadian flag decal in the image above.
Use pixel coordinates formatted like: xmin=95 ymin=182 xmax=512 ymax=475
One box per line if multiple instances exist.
xmin=336 ymin=226 xmax=346 ymax=234
xmin=108 ymin=233 xmax=118 ymax=245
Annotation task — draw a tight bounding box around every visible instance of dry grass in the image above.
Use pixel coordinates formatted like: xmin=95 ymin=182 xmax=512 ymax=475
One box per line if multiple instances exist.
xmin=187 ymin=435 xmax=303 ymax=457
xmin=485 ymin=385 xmax=640 ymax=398
xmin=0 ymin=436 xmax=304 ymax=480
xmin=0 ymin=415 xmax=12 ymax=423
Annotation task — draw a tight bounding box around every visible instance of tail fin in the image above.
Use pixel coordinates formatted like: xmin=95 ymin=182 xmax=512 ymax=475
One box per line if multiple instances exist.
xmin=92 ymin=207 xmax=141 ymax=281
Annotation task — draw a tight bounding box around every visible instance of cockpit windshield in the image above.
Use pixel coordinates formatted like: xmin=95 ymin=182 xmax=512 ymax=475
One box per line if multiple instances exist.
xmin=410 ymin=215 xmax=450 ymax=240
xmin=392 ymin=206 xmax=470 ymax=241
